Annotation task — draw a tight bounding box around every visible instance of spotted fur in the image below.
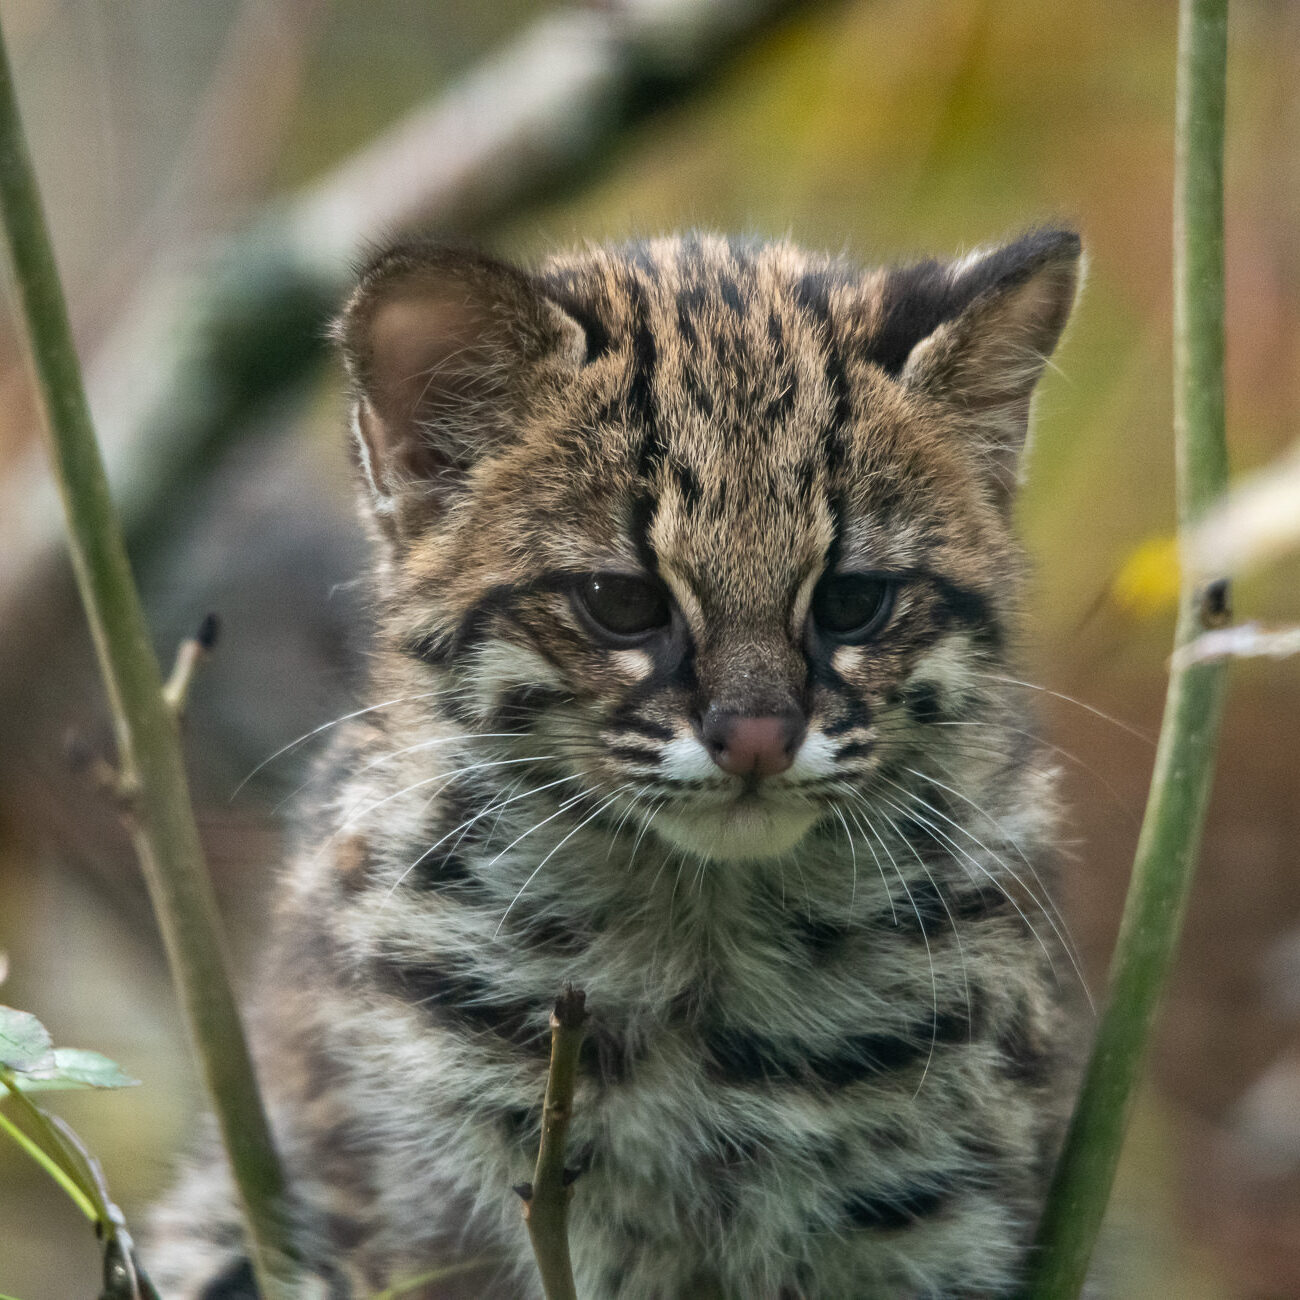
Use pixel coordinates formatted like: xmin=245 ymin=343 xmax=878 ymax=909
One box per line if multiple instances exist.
xmin=149 ymin=230 xmax=1084 ymax=1299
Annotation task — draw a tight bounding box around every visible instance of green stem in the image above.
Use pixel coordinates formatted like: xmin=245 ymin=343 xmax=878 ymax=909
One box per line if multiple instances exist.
xmin=0 ymin=1104 xmax=97 ymax=1221
xmin=1021 ymin=0 xmax=1230 ymax=1295
xmin=0 ymin=18 xmax=299 ymax=1298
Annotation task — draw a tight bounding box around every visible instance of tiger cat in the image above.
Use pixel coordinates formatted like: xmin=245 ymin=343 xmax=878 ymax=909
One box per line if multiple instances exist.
xmin=148 ymin=228 xmax=1085 ymax=1299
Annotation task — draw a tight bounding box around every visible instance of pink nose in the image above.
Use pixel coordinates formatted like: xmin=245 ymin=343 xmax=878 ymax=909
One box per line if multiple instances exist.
xmin=700 ymin=710 xmax=805 ymax=778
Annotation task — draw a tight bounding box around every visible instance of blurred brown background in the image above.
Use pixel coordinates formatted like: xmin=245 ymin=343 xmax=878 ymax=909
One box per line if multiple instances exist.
xmin=0 ymin=0 xmax=1297 ymax=1296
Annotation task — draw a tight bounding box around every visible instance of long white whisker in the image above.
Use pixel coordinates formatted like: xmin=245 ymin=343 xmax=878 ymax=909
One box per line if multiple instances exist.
xmin=231 ymin=690 xmax=443 ymax=798
xmin=494 ymin=787 xmax=632 ymax=936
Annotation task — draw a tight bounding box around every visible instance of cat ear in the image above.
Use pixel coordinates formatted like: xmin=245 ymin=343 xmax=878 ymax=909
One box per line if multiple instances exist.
xmin=892 ymin=229 xmax=1082 ymax=503
xmin=335 ymin=244 xmax=586 ymax=540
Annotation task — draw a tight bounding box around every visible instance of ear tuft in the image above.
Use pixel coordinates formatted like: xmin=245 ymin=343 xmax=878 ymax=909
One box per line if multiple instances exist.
xmin=335 ymin=243 xmax=584 ymax=540
xmin=890 ymin=228 xmax=1083 ymax=504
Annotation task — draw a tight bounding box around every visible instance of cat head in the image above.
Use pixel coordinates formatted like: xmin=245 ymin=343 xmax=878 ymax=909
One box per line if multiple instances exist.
xmin=336 ymin=231 xmax=1080 ymax=861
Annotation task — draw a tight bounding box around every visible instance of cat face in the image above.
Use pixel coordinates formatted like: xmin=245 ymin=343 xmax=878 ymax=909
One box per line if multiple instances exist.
xmin=337 ymin=232 xmax=1079 ymax=862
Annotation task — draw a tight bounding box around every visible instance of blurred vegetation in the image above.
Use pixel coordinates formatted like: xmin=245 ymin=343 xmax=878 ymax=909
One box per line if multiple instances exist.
xmin=1 ymin=1 xmax=1298 ymax=1296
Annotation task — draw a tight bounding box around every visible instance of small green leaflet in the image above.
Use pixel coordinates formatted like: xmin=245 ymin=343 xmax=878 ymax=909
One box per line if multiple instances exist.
xmin=8 ymin=1048 xmax=138 ymax=1092
xmin=0 ymin=1005 xmax=54 ymax=1072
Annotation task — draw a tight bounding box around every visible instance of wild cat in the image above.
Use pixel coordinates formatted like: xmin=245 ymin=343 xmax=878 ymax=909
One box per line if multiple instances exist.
xmin=148 ymin=227 xmax=1084 ymax=1299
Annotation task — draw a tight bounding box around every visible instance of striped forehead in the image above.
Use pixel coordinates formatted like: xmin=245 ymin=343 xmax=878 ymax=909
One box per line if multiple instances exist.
xmin=559 ymin=239 xmax=850 ymax=618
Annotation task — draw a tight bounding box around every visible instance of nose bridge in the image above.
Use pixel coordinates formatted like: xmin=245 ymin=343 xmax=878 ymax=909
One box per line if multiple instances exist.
xmin=696 ymin=621 xmax=806 ymax=717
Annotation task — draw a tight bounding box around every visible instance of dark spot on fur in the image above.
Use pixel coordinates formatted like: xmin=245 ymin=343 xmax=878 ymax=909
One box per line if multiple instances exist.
xmin=787 ymin=913 xmax=853 ymax=965
xmin=608 ymin=743 xmax=661 ymax=766
xmin=493 ymin=683 xmax=570 ymax=730
xmin=579 ymin=1017 xmax=634 ymax=1085
xmin=834 ymin=739 xmax=873 ymax=761
xmin=931 ymin=577 xmax=1003 ymax=651
xmin=199 ymin=1259 xmax=258 ymax=1300
xmin=673 ymin=459 xmax=703 ymax=507
xmin=823 ymin=696 xmax=872 ymax=737
xmin=842 ymin=1180 xmax=954 ymax=1229
xmin=612 ymin=713 xmax=674 ymax=742
xmin=719 ymin=274 xmax=745 ymax=315
xmin=903 ymin=681 xmax=944 ymax=724
xmin=703 ymin=1010 xmax=973 ymax=1088
xmin=996 ymin=1003 xmax=1053 ymax=1087
xmin=370 ymin=956 xmax=549 ymax=1051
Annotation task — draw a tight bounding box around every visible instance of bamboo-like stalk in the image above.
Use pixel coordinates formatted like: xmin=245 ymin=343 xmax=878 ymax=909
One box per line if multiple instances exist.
xmin=0 ymin=18 xmax=299 ymax=1299
xmin=521 ymin=988 xmax=588 ymax=1300
xmin=1021 ymin=0 xmax=1231 ymax=1294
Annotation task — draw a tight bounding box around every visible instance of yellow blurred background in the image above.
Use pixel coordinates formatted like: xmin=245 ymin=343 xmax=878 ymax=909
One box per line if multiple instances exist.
xmin=0 ymin=1 xmax=1297 ymax=1295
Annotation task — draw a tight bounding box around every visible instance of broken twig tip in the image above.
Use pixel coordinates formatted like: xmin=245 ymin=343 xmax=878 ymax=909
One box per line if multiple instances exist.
xmin=1200 ymin=578 xmax=1232 ymax=629
xmin=553 ymin=985 xmax=588 ymax=1029
xmin=196 ymin=612 xmax=221 ymax=651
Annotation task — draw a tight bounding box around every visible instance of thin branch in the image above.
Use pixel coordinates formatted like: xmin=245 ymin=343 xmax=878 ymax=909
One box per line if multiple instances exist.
xmin=520 ymin=987 xmax=588 ymax=1300
xmin=0 ymin=16 xmax=299 ymax=1299
xmin=0 ymin=1101 xmax=97 ymax=1221
xmin=1021 ymin=0 xmax=1231 ymax=1294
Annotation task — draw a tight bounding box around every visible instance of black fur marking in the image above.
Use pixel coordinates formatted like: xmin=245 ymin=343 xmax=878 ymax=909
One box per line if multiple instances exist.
xmin=903 ymin=681 xmax=944 ymax=724
xmin=401 ymin=629 xmax=451 ymax=667
xmin=996 ymin=1004 xmax=1053 ymax=1087
xmin=889 ymin=877 xmax=1006 ymax=939
xmin=719 ymin=274 xmax=745 ymax=315
xmin=371 ymin=957 xmax=549 ymax=1050
xmin=579 ymin=1018 xmax=634 ymax=1085
xmin=673 ymin=460 xmax=703 ymax=507
xmin=493 ymin=683 xmax=570 ymax=731
xmin=626 ymin=278 xmax=662 ymax=477
xmin=842 ymin=1181 xmax=955 ymax=1230
xmin=628 ymin=491 xmax=661 ymax=575
xmin=793 ymin=272 xmax=851 ymax=473
xmin=822 ymin=696 xmax=872 ymax=737
xmin=548 ymin=291 xmax=612 ymax=363
xmin=608 ymin=743 xmax=662 ymax=766
xmin=612 ymin=714 xmax=674 ymax=741
xmin=446 ymin=570 xmax=577 ymax=663
xmin=931 ymin=577 xmax=1003 ymax=650
xmin=510 ymin=911 xmax=592 ymax=956
xmin=407 ymin=847 xmax=475 ymax=891
xmin=199 ymin=1259 xmax=259 ymax=1300
xmin=834 ymin=739 xmax=873 ymax=761
xmin=676 ymin=294 xmax=700 ymax=348
xmin=703 ymin=1011 xmax=972 ymax=1088
xmin=787 ymin=913 xmax=853 ymax=965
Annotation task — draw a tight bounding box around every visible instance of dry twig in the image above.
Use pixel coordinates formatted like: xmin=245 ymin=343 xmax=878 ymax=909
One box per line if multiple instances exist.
xmin=519 ymin=988 xmax=589 ymax=1300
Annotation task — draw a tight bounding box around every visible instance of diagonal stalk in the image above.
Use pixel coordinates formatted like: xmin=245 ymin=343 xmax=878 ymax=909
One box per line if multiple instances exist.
xmin=0 ymin=16 xmax=299 ymax=1297
xmin=1021 ymin=0 xmax=1231 ymax=1294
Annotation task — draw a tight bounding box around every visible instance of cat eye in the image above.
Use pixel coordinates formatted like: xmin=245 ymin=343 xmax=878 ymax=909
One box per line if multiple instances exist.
xmin=810 ymin=572 xmax=897 ymax=643
xmin=575 ymin=572 xmax=672 ymax=644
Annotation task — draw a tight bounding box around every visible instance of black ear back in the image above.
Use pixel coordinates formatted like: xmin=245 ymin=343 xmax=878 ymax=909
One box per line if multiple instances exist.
xmin=867 ymin=229 xmax=1081 ymax=377
xmin=882 ymin=229 xmax=1083 ymax=503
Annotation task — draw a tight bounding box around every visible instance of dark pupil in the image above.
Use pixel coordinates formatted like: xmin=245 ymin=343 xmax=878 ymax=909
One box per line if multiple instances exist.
xmin=582 ymin=573 xmax=669 ymax=637
xmin=813 ymin=574 xmax=893 ymax=638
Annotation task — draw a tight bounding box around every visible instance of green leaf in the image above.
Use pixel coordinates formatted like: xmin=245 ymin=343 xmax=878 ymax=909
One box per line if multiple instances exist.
xmin=0 ymin=1005 xmax=54 ymax=1071
xmin=11 ymin=1048 xmax=139 ymax=1092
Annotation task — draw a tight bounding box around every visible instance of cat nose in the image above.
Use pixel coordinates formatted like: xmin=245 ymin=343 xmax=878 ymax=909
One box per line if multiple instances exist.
xmin=699 ymin=708 xmax=805 ymax=778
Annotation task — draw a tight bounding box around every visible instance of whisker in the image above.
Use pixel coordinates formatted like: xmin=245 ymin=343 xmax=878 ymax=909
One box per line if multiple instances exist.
xmin=231 ymin=690 xmax=442 ymax=799
xmin=971 ymin=672 xmax=1153 ymax=745
xmin=494 ymin=787 xmax=632 ymax=936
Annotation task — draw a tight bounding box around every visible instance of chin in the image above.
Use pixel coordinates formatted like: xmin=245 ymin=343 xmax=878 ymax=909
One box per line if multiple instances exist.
xmin=651 ymin=799 xmax=819 ymax=862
